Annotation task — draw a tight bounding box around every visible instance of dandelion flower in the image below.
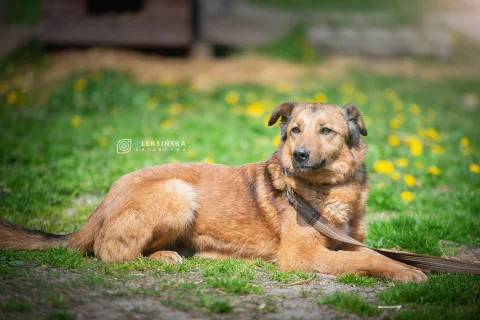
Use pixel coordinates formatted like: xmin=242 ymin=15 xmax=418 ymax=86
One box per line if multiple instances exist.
xmin=74 ymin=78 xmax=87 ymax=91
xmin=431 ymin=145 xmax=445 ymax=154
xmin=225 ymin=91 xmax=239 ymax=105
xmin=203 ymin=157 xmax=215 ymax=163
xmin=403 ymin=174 xmax=416 ymax=186
xmin=169 ymin=103 xmax=183 ymax=115
xmin=395 ymin=158 xmax=408 ymax=167
xmin=97 ymin=137 xmax=108 ymax=147
xmin=160 ymin=119 xmax=175 ymax=129
xmin=460 ymin=137 xmax=470 ymax=147
xmin=6 ymin=91 xmax=18 ymax=104
xmin=389 ymin=117 xmax=402 ymax=129
xmin=406 ymin=136 xmax=423 ymax=156
xmin=246 ymin=102 xmax=265 ymax=117
xmin=339 ymin=82 xmax=355 ymax=95
xmin=374 ymin=160 xmax=394 ymax=174
xmin=388 ymin=135 xmax=401 ymax=147
xmin=401 ymin=191 xmax=414 ymax=202
xmin=272 ymin=135 xmax=281 ymax=146
xmin=71 ymin=115 xmax=82 ymax=127
xmin=186 ymin=150 xmax=197 ymax=159
xmin=384 ymin=89 xmax=397 ymax=101
xmin=469 ymin=163 xmax=480 ymax=173
xmin=147 ymin=97 xmax=158 ymax=110
xmin=409 ymin=103 xmax=420 ymax=115
xmin=314 ymin=92 xmax=327 ymax=103
xmin=428 ymin=166 xmax=440 ymax=175
xmin=391 ymin=171 xmax=400 ymax=180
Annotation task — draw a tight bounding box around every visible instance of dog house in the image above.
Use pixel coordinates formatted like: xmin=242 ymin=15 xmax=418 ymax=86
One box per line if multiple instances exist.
xmin=41 ymin=0 xmax=199 ymax=49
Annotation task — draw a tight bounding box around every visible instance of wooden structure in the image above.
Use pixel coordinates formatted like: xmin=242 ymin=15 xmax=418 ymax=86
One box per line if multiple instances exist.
xmin=40 ymin=0 xmax=198 ymax=49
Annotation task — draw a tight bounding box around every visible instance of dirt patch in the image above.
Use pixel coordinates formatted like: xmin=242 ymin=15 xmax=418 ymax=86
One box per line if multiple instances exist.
xmin=38 ymin=48 xmax=480 ymax=91
xmin=1 ymin=263 xmax=394 ymax=320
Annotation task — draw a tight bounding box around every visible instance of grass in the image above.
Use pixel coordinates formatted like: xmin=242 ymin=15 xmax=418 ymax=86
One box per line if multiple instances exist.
xmin=0 ymin=39 xmax=479 ymax=318
xmin=318 ymin=291 xmax=379 ymax=316
xmin=335 ymin=274 xmax=389 ymax=287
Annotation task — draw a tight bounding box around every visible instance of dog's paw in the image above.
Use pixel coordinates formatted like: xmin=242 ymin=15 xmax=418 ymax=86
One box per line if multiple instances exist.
xmin=390 ymin=267 xmax=428 ymax=283
xmin=148 ymin=250 xmax=183 ymax=263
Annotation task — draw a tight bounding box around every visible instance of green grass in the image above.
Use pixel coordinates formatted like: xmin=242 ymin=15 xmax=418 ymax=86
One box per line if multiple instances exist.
xmin=1 ymin=40 xmax=479 ymax=318
xmin=318 ymin=291 xmax=379 ymax=316
xmin=335 ymin=274 xmax=389 ymax=287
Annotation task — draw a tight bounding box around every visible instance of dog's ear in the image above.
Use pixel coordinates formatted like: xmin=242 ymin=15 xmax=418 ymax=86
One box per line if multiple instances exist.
xmin=268 ymin=101 xmax=297 ymax=141
xmin=343 ymin=103 xmax=367 ymax=147
xmin=268 ymin=101 xmax=296 ymax=126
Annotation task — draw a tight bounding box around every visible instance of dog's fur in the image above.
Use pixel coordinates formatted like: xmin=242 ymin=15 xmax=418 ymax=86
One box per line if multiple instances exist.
xmin=0 ymin=102 xmax=427 ymax=282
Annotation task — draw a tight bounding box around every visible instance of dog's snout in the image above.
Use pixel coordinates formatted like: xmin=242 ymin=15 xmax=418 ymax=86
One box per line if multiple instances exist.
xmin=293 ymin=148 xmax=310 ymax=162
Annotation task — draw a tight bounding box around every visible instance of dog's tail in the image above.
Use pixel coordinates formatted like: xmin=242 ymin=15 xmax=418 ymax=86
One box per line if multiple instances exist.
xmin=0 ymin=218 xmax=70 ymax=250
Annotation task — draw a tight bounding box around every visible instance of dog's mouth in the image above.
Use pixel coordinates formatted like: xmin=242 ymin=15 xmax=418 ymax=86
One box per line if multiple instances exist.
xmin=292 ymin=159 xmax=326 ymax=171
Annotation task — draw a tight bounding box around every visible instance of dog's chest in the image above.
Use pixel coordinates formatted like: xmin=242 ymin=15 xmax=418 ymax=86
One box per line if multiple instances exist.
xmin=309 ymin=193 xmax=354 ymax=229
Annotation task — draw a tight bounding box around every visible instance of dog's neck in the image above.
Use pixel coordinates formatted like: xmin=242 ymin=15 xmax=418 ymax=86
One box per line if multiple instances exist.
xmin=266 ymin=143 xmax=366 ymax=193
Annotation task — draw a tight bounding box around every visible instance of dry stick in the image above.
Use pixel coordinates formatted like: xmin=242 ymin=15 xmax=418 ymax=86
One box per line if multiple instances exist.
xmin=286 ymin=187 xmax=480 ymax=274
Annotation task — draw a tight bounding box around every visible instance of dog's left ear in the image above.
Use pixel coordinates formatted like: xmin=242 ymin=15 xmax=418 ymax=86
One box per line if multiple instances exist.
xmin=268 ymin=101 xmax=297 ymax=141
xmin=268 ymin=101 xmax=296 ymax=126
xmin=343 ymin=103 xmax=367 ymax=147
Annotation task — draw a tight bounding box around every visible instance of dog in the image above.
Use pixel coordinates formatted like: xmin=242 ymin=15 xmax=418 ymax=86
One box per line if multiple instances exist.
xmin=0 ymin=102 xmax=427 ymax=282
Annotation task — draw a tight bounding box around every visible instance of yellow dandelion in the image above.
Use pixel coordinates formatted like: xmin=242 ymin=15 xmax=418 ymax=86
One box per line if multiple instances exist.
xmin=427 ymin=166 xmax=440 ymax=175
xmin=384 ymin=89 xmax=397 ymax=101
xmin=388 ymin=135 xmax=401 ymax=147
xmin=422 ymin=128 xmax=440 ymax=141
xmin=275 ymin=81 xmax=290 ymax=93
xmin=374 ymin=160 xmax=394 ymax=174
xmin=70 ymin=115 xmax=82 ymax=127
xmin=97 ymin=137 xmax=108 ymax=147
xmin=6 ymin=91 xmax=18 ymax=104
xmin=406 ymin=136 xmax=423 ymax=156
xmin=339 ymin=82 xmax=355 ymax=95
xmin=469 ymin=163 xmax=480 ymax=173
xmin=401 ymin=191 xmax=414 ymax=202
xmin=202 ymin=157 xmax=215 ymax=163
xmin=225 ymin=91 xmax=240 ymax=105
xmin=314 ymin=92 xmax=327 ymax=103
xmin=246 ymin=102 xmax=265 ymax=117
xmin=377 ymin=182 xmax=386 ymax=189
xmin=272 ymin=135 xmax=281 ymax=146
xmin=389 ymin=117 xmax=403 ymax=129
xmin=460 ymin=137 xmax=470 ymax=147
xmin=403 ymin=174 xmax=417 ymax=186
xmin=147 ymin=97 xmax=158 ymax=110
xmin=186 ymin=150 xmax=197 ymax=159
xmin=393 ymin=99 xmax=404 ymax=111
xmin=169 ymin=103 xmax=183 ymax=115
xmin=355 ymin=91 xmax=367 ymax=105
xmin=74 ymin=78 xmax=87 ymax=91
xmin=409 ymin=103 xmax=420 ymax=115
xmin=431 ymin=145 xmax=445 ymax=154
xmin=416 ymin=161 xmax=424 ymax=169
xmin=395 ymin=158 xmax=408 ymax=167
xmin=160 ymin=119 xmax=175 ymax=129
xmin=391 ymin=171 xmax=400 ymax=180
xmin=363 ymin=116 xmax=372 ymax=127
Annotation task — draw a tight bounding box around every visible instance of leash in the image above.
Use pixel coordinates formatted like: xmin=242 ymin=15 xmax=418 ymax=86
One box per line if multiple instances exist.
xmin=286 ymin=187 xmax=480 ymax=274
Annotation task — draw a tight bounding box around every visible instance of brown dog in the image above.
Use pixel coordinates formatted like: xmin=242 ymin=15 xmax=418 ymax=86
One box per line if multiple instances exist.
xmin=0 ymin=102 xmax=427 ymax=282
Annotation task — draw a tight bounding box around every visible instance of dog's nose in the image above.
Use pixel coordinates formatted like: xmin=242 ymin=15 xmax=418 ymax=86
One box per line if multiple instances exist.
xmin=293 ymin=148 xmax=310 ymax=162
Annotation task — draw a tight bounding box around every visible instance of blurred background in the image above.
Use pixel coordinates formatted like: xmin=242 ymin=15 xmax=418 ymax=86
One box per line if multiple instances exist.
xmin=0 ymin=1 xmax=479 ymax=319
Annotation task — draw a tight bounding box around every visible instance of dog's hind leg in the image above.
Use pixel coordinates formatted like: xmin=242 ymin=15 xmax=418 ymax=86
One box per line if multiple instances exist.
xmin=93 ymin=178 xmax=197 ymax=263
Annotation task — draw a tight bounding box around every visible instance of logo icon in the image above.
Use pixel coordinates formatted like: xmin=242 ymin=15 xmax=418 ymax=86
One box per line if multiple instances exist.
xmin=117 ymin=139 xmax=132 ymax=154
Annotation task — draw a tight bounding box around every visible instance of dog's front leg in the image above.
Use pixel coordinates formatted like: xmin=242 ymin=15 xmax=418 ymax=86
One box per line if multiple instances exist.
xmin=278 ymin=211 xmax=427 ymax=282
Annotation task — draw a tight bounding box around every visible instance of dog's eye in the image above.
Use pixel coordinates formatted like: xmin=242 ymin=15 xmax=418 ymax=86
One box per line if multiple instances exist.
xmin=321 ymin=127 xmax=332 ymax=134
xmin=291 ymin=127 xmax=301 ymax=134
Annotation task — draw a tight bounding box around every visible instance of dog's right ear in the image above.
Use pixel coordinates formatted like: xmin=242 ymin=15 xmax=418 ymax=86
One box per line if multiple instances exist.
xmin=268 ymin=101 xmax=296 ymax=126
xmin=268 ymin=101 xmax=297 ymax=141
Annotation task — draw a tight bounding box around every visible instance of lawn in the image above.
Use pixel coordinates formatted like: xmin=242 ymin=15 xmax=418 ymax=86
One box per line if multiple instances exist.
xmin=0 ymin=41 xmax=479 ymax=319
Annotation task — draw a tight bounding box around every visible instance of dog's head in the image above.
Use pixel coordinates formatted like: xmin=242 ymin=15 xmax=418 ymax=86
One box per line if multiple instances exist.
xmin=268 ymin=101 xmax=367 ymax=184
